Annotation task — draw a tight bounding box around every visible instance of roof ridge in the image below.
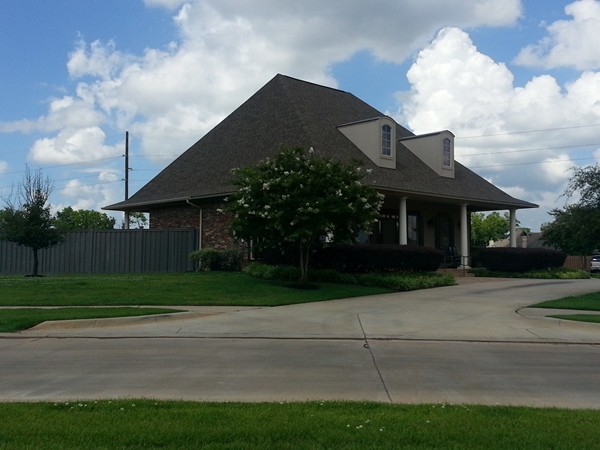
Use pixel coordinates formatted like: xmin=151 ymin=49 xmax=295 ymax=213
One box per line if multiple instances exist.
xmin=275 ymin=73 xmax=350 ymax=95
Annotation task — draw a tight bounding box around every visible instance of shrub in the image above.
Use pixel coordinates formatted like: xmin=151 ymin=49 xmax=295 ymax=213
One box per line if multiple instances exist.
xmin=244 ymin=263 xmax=456 ymax=291
xmin=189 ymin=248 xmax=242 ymax=272
xmin=476 ymin=247 xmax=567 ymax=272
xmin=312 ymin=244 xmax=443 ymax=273
xmin=470 ymin=267 xmax=589 ymax=279
xmin=243 ymin=263 xmax=299 ymax=281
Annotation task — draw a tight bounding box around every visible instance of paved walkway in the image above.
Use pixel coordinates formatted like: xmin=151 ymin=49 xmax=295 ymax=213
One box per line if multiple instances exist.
xmin=2 ymin=277 xmax=600 ymax=408
xmin=21 ymin=277 xmax=600 ymax=343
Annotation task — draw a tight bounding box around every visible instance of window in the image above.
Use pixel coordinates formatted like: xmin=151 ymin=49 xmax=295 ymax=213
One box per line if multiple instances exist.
xmin=382 ymin=124 xmax=392 ymax=157
xmin=442 ymin=138 xmax=452 ymax=167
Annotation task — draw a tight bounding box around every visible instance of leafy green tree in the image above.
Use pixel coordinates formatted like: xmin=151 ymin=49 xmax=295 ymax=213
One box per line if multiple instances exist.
xmin=0 ymin=168 xmax=63 ymax=276
xmin=226 ymin=147 xmax=384 ymax=282
xmin=55 ymin=207 xmax=116 ymax=232
xmin=542 ymin=164 xmax=600 ymax=255
xmin=564 ymin=164 xmax=600 ymax=208
xmin=470 ymin=211 xmax=513 ymax=247
xmin=541 ymin=205 xmax=600 ymax=255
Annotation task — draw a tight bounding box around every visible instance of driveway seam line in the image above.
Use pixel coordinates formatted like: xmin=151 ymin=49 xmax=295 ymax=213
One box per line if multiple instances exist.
xmin=357 ymin=314 xmax=392 ymax=403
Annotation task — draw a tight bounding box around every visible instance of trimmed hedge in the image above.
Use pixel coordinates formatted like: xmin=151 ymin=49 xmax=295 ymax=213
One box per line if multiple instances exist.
xmin=243 ymin=262 xmax=456 ymax=291
xmin=312 ymin=244 xmax=444 ymax=273
xmin=476 ymin=247 xmax=567 ymax=272
xmin=189 ymin=248 xmax=242 ymax=272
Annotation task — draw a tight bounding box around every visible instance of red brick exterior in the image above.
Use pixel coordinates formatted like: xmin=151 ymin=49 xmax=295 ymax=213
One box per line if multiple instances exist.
xmin=149 ymin=202 xmax=238 ymax=250
xmin=150 ymin=205 xmax=199 ymax=229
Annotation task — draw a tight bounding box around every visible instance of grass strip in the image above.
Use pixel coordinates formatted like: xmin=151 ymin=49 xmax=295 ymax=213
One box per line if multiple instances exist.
xmin=548 ymin=314 xmax=600 ymax=324
xmin=0 ymin=307 xmax=181 ymax=333
xmin=530 ymin=291 xmax=600 ymax=311
xmin=0 ymin=400 xmax=599 ymax=449
xmin=471 ymin=267 xmax=590 ymax=279
xmin=0 ymin=273 xmax=391 ymax=307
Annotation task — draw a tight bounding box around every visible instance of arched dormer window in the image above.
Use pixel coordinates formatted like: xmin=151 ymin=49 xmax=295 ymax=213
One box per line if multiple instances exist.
xmin=382 ymin=124 xmax=392 ymax=157
xmin=442 ymin=138 xmax=452 ymax=167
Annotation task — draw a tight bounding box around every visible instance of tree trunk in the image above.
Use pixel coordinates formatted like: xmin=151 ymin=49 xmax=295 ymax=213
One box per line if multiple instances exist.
xmin=299 ymin=242 xmax=311 ymax=283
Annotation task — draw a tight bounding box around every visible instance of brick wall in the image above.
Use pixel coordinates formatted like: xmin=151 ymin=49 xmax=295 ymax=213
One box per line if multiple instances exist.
xmin=202 ymin=203 xmax=237 ymax=249
xmin=150 ymin=205 xmax=199 ymax=229
xmin=149 ymin=202 xmax=238 ymax=250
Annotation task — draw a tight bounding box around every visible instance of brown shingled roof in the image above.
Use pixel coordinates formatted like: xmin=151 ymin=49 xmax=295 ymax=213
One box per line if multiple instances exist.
xmin=105 ymin=74 xmax=536 ymax=212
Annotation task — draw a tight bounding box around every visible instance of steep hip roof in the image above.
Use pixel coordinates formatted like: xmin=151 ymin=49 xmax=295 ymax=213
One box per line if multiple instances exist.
xmin=106 ymin=74 xmax=536 ymax=212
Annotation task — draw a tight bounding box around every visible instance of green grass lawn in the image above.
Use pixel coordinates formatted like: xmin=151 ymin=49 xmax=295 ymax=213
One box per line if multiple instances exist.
xmin=530 ymin=291 xmax=600 ymax=325
xmin=0 ymin=273 xmax=394 ymax=331
xmin=0 ymin=272 xmax=392 ymax=307
xmin=1 ymin=400 xmax=599 ymax=449
xmin=530 ymin=291 xmax=600 ymax=311
xmin=0 ymin=307 xmax=181 ymax=333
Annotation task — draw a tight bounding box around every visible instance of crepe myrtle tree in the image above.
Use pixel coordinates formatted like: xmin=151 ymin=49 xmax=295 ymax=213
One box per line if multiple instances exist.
xmin=225 ymin=147 xmax=384 ymax=282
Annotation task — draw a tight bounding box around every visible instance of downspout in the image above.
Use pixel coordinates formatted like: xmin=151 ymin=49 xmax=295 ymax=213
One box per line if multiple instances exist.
xmin=186 ymin=199 xmax=203 ymax=250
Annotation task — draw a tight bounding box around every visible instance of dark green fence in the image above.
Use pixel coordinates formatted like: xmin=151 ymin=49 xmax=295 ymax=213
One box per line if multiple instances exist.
xmin=0 ymin=229 xmax=198 ymax=274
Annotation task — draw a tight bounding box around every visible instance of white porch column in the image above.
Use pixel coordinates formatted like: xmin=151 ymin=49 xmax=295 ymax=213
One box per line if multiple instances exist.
xmin=460 ymin=203 xmax=469 ymax=268
xmin=399 ymin=197 xmax=408 ymax=245
xmin=509 ymin=209 xmax=517 ymax=248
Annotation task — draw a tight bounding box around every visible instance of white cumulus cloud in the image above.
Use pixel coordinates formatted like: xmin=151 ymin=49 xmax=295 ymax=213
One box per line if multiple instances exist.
xmin=29 ymin=127 xmax=120 ymax=165
xmin=515 ymin=0 xmax=600 ymax=70
xmin=396 ymin=26 xmax=600 ymax=227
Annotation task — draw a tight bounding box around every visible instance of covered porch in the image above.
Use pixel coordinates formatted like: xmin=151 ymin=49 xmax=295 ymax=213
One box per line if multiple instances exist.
xmin=368 ymin=192 xmax=532 ymax=268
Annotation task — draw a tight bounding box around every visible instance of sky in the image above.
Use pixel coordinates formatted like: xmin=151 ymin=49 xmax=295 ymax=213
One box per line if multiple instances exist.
xmin=1 ymin=0 xmax=600 ymax=231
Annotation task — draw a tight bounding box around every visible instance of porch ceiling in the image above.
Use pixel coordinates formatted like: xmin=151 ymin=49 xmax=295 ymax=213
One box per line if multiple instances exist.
xmin=379 ymin=189 xmax=538 ymax=212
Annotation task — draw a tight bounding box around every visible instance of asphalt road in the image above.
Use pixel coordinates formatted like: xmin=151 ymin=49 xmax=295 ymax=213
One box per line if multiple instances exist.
xmin=1 ymin=277 xmax=600 ymax=408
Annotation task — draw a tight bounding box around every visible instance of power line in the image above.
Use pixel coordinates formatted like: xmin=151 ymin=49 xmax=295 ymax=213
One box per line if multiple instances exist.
xmin=56 ymin=179 xmax=122 ymax=192
xmin=458 ymin=142 xmax=600 ymax=157
xmin=469 ymin=156 xmax=598 ymax=169
xmin=1 ymin=156 xmax=123 ymax=176
xmin=456 ymin=123 xmax=600 ymax=140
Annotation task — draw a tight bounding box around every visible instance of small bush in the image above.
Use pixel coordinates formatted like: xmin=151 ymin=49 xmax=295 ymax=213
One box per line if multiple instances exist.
xmin=312 ymin=244 xmax=444 ymax=273
xmin=244 ymin=263 xmax=455 ymax=291
xmin=243 ymin=263 xmax=299 ymax=281
xmin=189 ymin=248 xmax=242 ymax=272
xmin=476 ymin=248 xmax=567 ymax=272
xmin=354 ymin=272 xmax=455 ymax=290
xmin=471 ymin=267 xmax=589 ymax=279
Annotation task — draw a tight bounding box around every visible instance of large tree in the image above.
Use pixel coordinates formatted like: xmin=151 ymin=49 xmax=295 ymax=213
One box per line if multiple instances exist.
xmin=226 ymin=147 xmax=384 ymax=282
xmin=542 ymin=163 xmax=600 ymax=255
xmin=0 ymin=168 xmax=63 ymax=276
xmin=55 ymin=207 xmax=116 ymax=232
xmin=541 ymin=205 xmax=600 ymax=255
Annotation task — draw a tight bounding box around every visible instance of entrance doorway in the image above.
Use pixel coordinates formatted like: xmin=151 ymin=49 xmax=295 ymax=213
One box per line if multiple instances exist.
xmin=435 ymin=214 xmax=456 ymax=266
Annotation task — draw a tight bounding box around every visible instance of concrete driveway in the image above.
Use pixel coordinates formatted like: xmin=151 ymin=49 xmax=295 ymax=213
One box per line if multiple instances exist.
xmin=1 ymin=277 xmax=600 ymax=407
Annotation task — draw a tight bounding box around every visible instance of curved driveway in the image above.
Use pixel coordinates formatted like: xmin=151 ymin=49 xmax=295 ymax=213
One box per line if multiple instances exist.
xmin=2 ymin=278 xmax=600 ymax=407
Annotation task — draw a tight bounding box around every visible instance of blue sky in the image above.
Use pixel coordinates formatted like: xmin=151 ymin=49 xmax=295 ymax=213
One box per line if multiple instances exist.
xmin=1 ymin=0 xmax=600 ymax=230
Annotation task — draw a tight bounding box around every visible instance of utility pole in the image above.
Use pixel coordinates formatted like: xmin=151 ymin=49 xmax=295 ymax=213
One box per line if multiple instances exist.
xmin=124 ymin=131 xmax=130 ymax=230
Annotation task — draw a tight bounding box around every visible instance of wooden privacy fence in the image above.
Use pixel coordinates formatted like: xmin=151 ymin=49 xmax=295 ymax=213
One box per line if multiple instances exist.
xmin=0 ymin=229 xmax=198 ymax=275
xmin=563 ymin=255 xmax=592 ymax=271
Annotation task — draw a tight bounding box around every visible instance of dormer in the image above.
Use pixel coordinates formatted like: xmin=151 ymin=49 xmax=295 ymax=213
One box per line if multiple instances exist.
xmin=399 ymin=130 xmax=455 ymax=178
xmin=337 ymin=116 xmax=396 ymax=169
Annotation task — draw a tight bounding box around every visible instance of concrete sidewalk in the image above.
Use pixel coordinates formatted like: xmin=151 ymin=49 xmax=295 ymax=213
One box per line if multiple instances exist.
xmin=19 ymin=277 xmax=600 ymax=343
xmin=3 ymin=277 xmax=600 ymax=407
